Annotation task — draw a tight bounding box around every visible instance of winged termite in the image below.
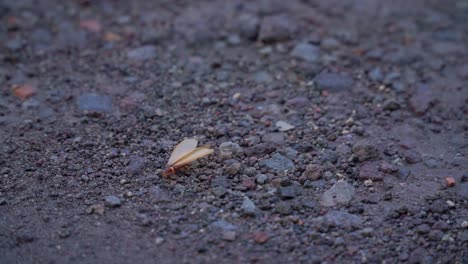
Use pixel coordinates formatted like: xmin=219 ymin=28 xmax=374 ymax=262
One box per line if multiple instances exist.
xmin=163 ymin=138 xmax=214 ymax=177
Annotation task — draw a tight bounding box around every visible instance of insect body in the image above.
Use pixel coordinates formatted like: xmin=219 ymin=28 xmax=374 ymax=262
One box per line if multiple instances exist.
xmin=163 ymin=138 xmax=214 ymax=177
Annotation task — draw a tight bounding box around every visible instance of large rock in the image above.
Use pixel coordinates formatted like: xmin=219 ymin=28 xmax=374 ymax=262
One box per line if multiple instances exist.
xmin=320 ymin=180 xmax=355 ymax=207
xmin=314 ymin=210 xmax=363 ymax=229
xmin=260 ymin=153 xmax=295 ymax=172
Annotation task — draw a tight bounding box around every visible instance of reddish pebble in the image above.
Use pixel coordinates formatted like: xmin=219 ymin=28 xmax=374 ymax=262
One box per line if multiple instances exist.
xmin=12 ymin=84 xmax=36 ymax=100
xmin=445 ymin=176 xmax=456 ymax=187
xmin=104 ymin=32 xmax=121 ymax=42
xmin=7 ymin=16 xmax=19 ymax=29
xmin=252 ymin=232 xmax=269 ymax=244
xmin=80 ymin=19 xmax=102 ymax=33
xmin=242 ymin=179 xmax=256 ymax=190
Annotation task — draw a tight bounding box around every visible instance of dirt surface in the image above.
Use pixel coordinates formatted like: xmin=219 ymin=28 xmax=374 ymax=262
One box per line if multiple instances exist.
xmin=1 ymin=0 xmax=468 ymax=263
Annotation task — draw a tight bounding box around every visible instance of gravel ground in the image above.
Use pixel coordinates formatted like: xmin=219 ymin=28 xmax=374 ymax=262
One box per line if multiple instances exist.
xmin=1 ymin=0 xmax=467 ymax=263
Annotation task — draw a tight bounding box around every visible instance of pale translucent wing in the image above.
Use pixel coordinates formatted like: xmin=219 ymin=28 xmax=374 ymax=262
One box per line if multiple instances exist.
xmin=172 ymin=147 xmax=214 ymax=168
xmin=167 ymin=138 xmax=198 ymax=165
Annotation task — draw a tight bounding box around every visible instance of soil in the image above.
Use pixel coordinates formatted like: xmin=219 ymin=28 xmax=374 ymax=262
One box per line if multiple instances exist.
xmin=1 ymin=0 xmax=467 ymax=263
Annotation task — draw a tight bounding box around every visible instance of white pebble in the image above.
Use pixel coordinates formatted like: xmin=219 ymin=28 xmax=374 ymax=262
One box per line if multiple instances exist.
xmin=461 ymin=220 xmax=468 ymax=229
xmin=446 ymin=200 xmax=455 ymax=208
xmin=364 ymin=179 xmax=373 ymax=187
xmin=275 ymin=121 xmax=295 ymax=132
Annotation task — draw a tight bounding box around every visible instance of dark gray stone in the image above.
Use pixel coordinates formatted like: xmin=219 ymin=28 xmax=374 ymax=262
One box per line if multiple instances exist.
xmin=262 ymin=133 xmax=285 ymax=145
xmin=320 ymin=180 xmax=355 ymax=207
xmin=275 ymin=201 xmax=293 ymax=215
xmin=260 ymin=153 xmax=295 ymax=172
xmin=359 ymin=162 xmax=384 ymax=181
xmin=105 ymin=195 xmax=121 ymax=208
xmin=126 ymin=155 xmax=148 ymax=175
xmin=368 ymin=67 xmax=383 ymax=82
xmin=210 ymin=220 xmax=237 ymax=231
xmin=236 ymin=13 xmax=260 ymax=40
xmin=241 ymin=197 xmax=257 ymax=216
xmin=256 ymin=174 xmax=268 ymax=184
xmin=352 ymin=141 xmax=380 ymax=162
xmin=456 ymin=182 xmax=468 ymax=199
xmin=212 ymin=186 xmax=227 ymax=197
xmin=127 ymin=45 xmax=157 ymax=61
xmin=278 ymin=185 xmax=300 ymax=200
xmin=291 ymin=43 xmax=320 ymax=62
xmin=76 ymin=93 xmax=112 ymax=113
xmin=314 ymin=72 xmax=354 ymax=92
xmin=315 ymin=210 xmax=363 ymax=229
xmin=408 ymin=84 xmax=434 ymax=116
xmin=258 ymin=15 xmax=296 ymax=43
xmin=149 ymin=186 xmax=170 ymax=203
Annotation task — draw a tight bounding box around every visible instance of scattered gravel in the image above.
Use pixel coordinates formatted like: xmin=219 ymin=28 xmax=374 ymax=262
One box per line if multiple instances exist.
xmin=2 ymin=1 xmax=466 ymax=263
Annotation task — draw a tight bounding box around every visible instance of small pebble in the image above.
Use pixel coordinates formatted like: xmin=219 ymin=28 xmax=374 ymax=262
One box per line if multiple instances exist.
xmin=155 ymin=237 xmax=164 ymax=245
xmin=105 ymin=195 xmax=122 ymax=208
xmin=241 ymin=197 xmax=257 ymax=216
xmin=364 ymin=179 xmax=373 ymax=187
xmin=212 ymin=186 xmax=227 ymax=197
xmin=445 ymin=176 xmax=456 ymax=187
xmin=222 ymin=231 xmax=237 ymax=241
xmin=275 ymin=121 xmax=295 ymax=132
xmin=87 ymin=204 xmax=105 ymax=215
xmin=290 ymin=42 xmax=320 ymax=62
xmin=446 ymin=200 xmax=455 ymax=208
xmin=275 ymin=201 xmax=293 ymax=215
xmin=461 ymin=221 xmax=468 ymax=229
xmin=252 ymin=232 xmax=269 ymax=244
xmin=256 ymin=174 xmax=268 ymax=184
xmin=219 ymin=142 xmax=242 ymax=159
xmin=127 ymin=45 xmax=157 ymax=61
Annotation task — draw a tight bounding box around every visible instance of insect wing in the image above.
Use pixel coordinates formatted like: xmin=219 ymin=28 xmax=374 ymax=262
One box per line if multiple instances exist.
xmin=172 ymin=147 xmax=214 ymax=168
xmin=167 ymin=138 xmax=198 ymax=166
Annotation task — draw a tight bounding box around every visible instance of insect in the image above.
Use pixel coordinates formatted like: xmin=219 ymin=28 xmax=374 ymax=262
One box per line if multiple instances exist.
xmin=163 ymin=138 xmax=214 ymax=177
